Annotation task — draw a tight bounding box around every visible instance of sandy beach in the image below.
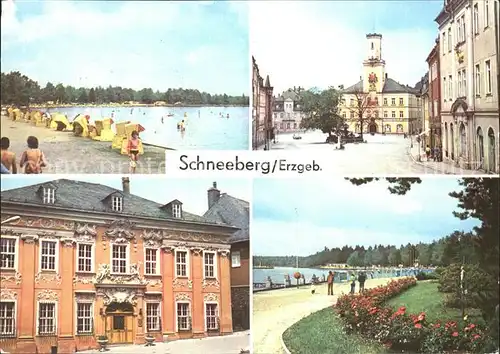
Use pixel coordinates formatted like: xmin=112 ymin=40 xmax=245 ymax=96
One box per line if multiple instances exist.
xmin=1 ymin=115 xmax=167 ymax=174
xmin=253 ymin=278 xmax=397 ymax=354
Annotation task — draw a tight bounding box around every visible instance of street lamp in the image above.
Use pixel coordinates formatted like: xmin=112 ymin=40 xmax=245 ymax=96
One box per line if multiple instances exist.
xmin=1 ymin=216 xmax=20 ymax=225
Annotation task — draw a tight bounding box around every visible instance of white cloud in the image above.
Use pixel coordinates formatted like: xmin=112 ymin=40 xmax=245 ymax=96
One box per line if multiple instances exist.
xmin=252 ymin=219 xmax=424 ymax=256
xmin=250 ymin=2 xmax=435 ymax=93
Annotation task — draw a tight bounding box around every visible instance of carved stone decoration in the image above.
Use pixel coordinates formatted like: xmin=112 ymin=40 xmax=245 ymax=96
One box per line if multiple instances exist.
xmin=0 ymin=272 xmax=22 ymax=285
xmin=173 ymin=277 xmax=193 ymax=289
xmin=74 ymin=223 xmax=98 ymax=242
xmin=175 ymin=292 xmax=191 ymax=301
xmin=73 ymin=274 xmax=95 ymax=284
xmin=0 ymin=288 xmax=18 ymax=300
xmin=104 ymin=220 xmax=135 ymax=244
xmin=99 ymin=287 xmax=137 ymax=306
xmin=202 ymin=278 xmax=220 ymax=289
xmin=4 ymin=217 xmax=75 ymax=231
xmin=37 ymin=289 xmax=59 ymax=301
xmin=61 ymin=238 xmax=75 ymax=247
xmin=218 ymin=249 xmax=230 ymax=257
xmin=0 ymin=229 xmax=22 ymax=237
xmin=94 ymin=263 xmax=147 ymax=285
xmin=20 ymin=234 xmax=39 ymax=244
xmin=161 ymin=231 xmax=228 ymax=244
xmin=35 ymin=272 xmax=62 ymax=285
xmin=141 ymin=229 xmax=163 ymax=248
xmin=190 ymin=247 xmax=203 ymax=256
xmin=75 ymin=292 xmax=96 ymax=303
xmin=204 ymin=293 xmax=218 ymax=302
xmin=146 ymin=279 xmax=163 ymax=287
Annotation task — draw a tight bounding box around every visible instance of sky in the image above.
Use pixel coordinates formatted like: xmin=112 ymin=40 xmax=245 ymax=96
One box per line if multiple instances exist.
xmin=1 ymin=0 xmax=249 ymax=95
xmin=0 ymin=176 xmax=251 ymax=216
xmin=251 ymin=1 xmax=443 ymax=93
xmin=252 ymin=178 xmax=480 ymax=257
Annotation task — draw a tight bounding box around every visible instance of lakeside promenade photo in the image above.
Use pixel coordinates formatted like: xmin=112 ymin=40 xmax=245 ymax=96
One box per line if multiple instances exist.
xmin=0 ymin=0 xmax=249 ymax=174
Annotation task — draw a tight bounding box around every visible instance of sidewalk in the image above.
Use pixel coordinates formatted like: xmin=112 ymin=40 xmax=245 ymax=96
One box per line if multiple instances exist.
xmin=407 ymin=143 xmax=485 ymax=175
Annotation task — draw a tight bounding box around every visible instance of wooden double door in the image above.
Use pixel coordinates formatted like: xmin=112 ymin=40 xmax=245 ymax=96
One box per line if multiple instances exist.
xmin=105 ymin=303 xmax=134 ymax=344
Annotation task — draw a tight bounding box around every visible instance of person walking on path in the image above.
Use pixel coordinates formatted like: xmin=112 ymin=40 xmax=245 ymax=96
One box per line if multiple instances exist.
xmin=358 ymin=272 xmax=367 ymax=293
xmin=350 ymin=272 xmax=356 ymax=294
xmin=327 ymin=271 xmax=334 ymax=295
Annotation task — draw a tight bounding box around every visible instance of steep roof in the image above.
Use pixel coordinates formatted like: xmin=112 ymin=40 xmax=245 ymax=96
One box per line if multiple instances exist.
xmin=343 ymin=78 xmax=418 ymax=94
xmin=203 ymin=193 xmax=249 ymax=243
xmin=343 ymin=80 xmax=364 ymax=94
xmin=1 ymin=179 xmax=220 ymax=225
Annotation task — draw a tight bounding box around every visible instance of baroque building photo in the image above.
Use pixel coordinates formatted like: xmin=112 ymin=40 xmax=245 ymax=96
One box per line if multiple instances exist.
xmin=0 ymin=177 xmax=250 ymax=353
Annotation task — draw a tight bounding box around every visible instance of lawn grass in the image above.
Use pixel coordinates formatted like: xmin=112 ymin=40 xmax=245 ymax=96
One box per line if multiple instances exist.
xmin=282 ymin=306 xmax=388 ymax=354
xmin=385 ymin=280 xmax=484 ymax=325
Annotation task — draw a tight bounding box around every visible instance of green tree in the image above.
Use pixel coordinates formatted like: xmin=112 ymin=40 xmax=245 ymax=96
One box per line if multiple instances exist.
xmin=347 ymin=251 xmax=362 ymax=267
xmin=388 ymin=247 xmax=401 ymax=266
xmin=88 ymin=88 xmax=96 ymax=103
xmin=42 ymin=82 xmax=56 ymax=102
xmin=55 ymin=84 xmax=67 ymax=104
xmin=300 ymin=87 xmax=344 ymax=139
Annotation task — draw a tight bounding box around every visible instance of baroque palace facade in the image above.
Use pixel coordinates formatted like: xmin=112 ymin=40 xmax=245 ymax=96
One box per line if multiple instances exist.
xmin=0 ymin=178 xmax=238 ymax=353
xmin=340 ymin=33 xmax=422 ymax=135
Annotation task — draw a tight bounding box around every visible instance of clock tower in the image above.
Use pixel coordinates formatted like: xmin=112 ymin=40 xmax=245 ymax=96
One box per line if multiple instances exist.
xmin=363 ymin=33 xmax=386 ymax=93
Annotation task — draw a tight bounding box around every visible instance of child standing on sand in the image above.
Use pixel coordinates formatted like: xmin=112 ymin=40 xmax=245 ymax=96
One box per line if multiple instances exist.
xmin=127 ymin=130 xmax=140 ymax=174
xmin=19 ymin=136 xmax=47 ymax=174
xmin=1 ymin=137 xmax=17 ymax=174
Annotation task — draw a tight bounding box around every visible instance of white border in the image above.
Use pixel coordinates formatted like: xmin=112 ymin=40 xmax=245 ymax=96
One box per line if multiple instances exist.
xmin=75 ymin=242 xmax=95 ymax=273
xmin=0 ymin=236 xmax=19 ymax=271
xmin=203 ymin=301 xmax=219 ymax=332
xmin=231 ymin=250 xmax=241 ymax=268
xmin=110 ymin=243 xmax=130 ymax=274
xmin=74 ymin=300 xmax=94 ymax=335
xmin=174 ymin=301 xmax=190 ymax=332
xmin=36 ymin=300 xmax=58 ymax=335
xmin=144 ymin=300 xmax=162 ymax=332
xmin=144 ymin=247 xmax=160 ymax=275
xmin=111 ymin=195 xmax=123 ymax=212
xmin=202 ymin=250 xmax=218 ymax=279
xmin=0 ymin=299 xmax=17 ymax=336
xmin=174 ymin=248 xmax=190 ymax=278
xmin=38 ymin=238 xmax=59 ymax=273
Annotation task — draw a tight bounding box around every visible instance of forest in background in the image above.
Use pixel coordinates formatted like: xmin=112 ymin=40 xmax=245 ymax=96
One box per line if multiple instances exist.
xmin=0 ymin=71 xmax=249 ymax=107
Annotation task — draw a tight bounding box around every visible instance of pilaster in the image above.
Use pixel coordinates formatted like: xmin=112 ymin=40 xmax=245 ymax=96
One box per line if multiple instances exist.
xmin=219 ymin=250 xmax=233 ymax=334
xmin=191 ymin=248 xmax=204 ymax=336
xmin=162 ymin=248 xmax=175 ymax=336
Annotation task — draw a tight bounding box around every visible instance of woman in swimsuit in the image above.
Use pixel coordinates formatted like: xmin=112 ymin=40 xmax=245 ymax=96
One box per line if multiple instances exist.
xmin=19 ymin=136 xmax=47 ymax=174
xmin=127 ymin=130 xmax=140 ymax=174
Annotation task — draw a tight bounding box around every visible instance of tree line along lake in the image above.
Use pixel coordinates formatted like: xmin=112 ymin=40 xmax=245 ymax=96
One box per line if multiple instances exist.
xmin=46 ymin=105 xmax=249 ymax=150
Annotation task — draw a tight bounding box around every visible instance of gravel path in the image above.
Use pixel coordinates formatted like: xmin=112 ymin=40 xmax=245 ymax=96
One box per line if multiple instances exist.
xmin=252 ymin=278 xmax=395 ymax=354
xmin=1 ymin=115 xmax=167 ymax=174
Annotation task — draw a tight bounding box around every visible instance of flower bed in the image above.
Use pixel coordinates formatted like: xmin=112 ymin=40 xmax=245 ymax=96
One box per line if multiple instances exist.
xmin=335 ymin=277 xmax=493 ymax=353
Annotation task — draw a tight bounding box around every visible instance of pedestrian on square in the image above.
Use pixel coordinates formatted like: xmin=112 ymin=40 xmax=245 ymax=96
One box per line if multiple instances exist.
xmin=425 ymin=145 xmax=431 ymax=161
xmin=358 ymin=272 xmax=367 ymax=293
xmin=350 ymin=272 xmax=356 ymax=294
xmin=327 ymin=271 xmax=334 ymax=295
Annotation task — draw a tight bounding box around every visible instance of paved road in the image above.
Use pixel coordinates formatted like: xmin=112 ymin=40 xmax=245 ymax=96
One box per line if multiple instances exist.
xmin=252 ymin=278 xmax=394 ymax=354
xmin=79 ymin=330 xmax=250 ymax=354
xmin=271 ymin=131 xmax=474 ymax=175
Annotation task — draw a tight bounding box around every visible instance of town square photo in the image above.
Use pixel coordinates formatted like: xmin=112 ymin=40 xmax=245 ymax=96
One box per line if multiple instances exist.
xmin=252 ymin=177 xmax=499 ymax=354
xmin=0 ymin=176 xmax=250 ymax=353
xmin=1 ymin=0 xmax=250 ymax=174
xmin=251 ymin=0 xmax=499 ymax=175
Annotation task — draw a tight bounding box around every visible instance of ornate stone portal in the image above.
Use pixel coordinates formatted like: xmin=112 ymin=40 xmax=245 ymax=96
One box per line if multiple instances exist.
xmin=98 ymin=287 xmax=138 ymax=306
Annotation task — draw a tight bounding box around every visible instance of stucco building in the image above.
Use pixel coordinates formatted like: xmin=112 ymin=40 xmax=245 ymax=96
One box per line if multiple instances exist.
xmin=426 ymin=38 xmax=443 ymax=152
xmin=273 ymin=87 xmax=306 ymax=132
xmin=340 ymin=33 xmax=422 ymax=135
xmin=435 ymin=0 xmax=499 ymax=173
xmin=203 ymin=182 xmax=249 ymax=331
xmin=0 ymin=178 xmax=238 ymax=353
xmin=252 ymin=56 xmax=274 ymax=150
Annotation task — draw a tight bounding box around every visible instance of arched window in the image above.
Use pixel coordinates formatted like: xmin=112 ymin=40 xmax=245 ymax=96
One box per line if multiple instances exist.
xmin=477 ymin=127 xmax=484 ymax=165
xmin=488 ymin=127 xmax=497 ymax=173
xmin=460 ymin=123 xmax=466 ymax=157
xmin=396 ymin=124 xmax=403 ymax=133
xmin=450 ymin=123 xmax=455 ymax=159
xmin=444 ymin=122 xmax=448 ymax=158
xmin=385 ymin=124 xmax=391 ymax=133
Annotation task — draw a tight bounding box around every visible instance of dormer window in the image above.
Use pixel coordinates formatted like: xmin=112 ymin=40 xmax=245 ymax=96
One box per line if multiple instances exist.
xmin=43 ymin=187 xmax=55 ymax=204
xmin=172 ymin=203 xmax=181 ymax=218
xmin=112 ymin=196 xmax=123 ymax=212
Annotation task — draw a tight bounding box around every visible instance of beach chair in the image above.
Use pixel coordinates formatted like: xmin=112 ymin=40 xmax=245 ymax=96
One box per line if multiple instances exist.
xmin=49 ymin=113 xmax=73 ymax=131
xmin=7 ymin=107 xmax=14 ymax=120
xmin=93 ymin=118 xmax=115 ymax=142
xmin=12 ymin=108 xmax=21 ymax=121
xmin=111 ymin=121 xmax=130 ymax=149
xmin=120 ymin=122 xmax=145 ymax=155
xmin=73 ymin=114 xmax=90 ymax=137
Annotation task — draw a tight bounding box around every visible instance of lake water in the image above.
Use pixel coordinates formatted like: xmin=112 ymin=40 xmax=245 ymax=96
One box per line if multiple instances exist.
xmin=48 ymin=106 xmax=249 ymax=150
xmin=253 ymin=266 xmax=432 ymax=286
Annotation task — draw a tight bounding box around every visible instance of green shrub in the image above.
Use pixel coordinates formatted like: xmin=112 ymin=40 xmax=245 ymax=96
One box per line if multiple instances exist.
xmin=416 ymin=271 xmax=438 ymax=281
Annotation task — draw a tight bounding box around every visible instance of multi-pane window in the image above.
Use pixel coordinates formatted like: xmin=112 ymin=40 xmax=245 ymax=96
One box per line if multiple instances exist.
xmin=485 ymin=60 xmax=492 ymax=94
xmin=112 ymin=245 xmax=127 ymax=273
xmin=38 ymin=303 xmax=56 ymax=335
xmin=204 ymin=252 xmax=216 ymax=278
xmin=399 ymin=98 xmax=403 ymax=106
xmin=205 ymin=304 xmax=218 ymax=331
xmin=172 ymin=204 xmax=181 ymax=218
xmin=448 ymin=75 xmax=453 ymax=99
xmin=391 ymin=98 xmax=395 ymax=106
xmin=473 ymin=4 xmax=479 ymax=34
xmin=177 ymin=303 xmax=190 ymax=331
xmin=484 ymin=1 xmax=490 ymax=28
xmin=447 ymin=28 xmax=452 ymax=52
xmin=175 ymin=250 xmax=187 ymax=277
xmin=76 ymin=303 xmax=93 ymax=334
xmin=0 ymin=302 xmax=15 ymax=336
xmin=399 ymin=111 xmax=404 ymax=118
xmin=442 ymin=32 xmax=446 ymax=54
xmin=475 ymin=64 xmax=481 ymax=95
xmin=145 ymin=249 xmax=158 ymax=275
xmin=0 ymin=238 xmax=16 ymax=269
xmin=77 ymin=244 xmax=92 ymax=272
xmin=231 ymin=251 xmax=241 ymax=267
xmin=146 ymin=303 xmax=161 ymax=331
xmin=383 ymin=98 xmax=387 ymax=106
xmin=112 ymin=196 xmax=123 ymax=212
xmin=457 ymin=15 xmax=466 ymax=43
xmin=383 ymin=111 xmax=388 ymax=118
xmin=443 ymin=77 xmax=447 ymax=101
xmin=462 ymin=70 xmax=467 ymax=97
xmin=342 ymin=111 xmax=346 ymax=118
xmin=40 ymin=240 xmax=56 ymax=271
xmin=391 ymin=111 xmax=396 ymax=118
xmin=43 ymin=188 xmax=55 ymax=204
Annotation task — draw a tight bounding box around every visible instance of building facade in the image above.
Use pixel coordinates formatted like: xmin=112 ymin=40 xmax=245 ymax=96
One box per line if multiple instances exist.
xmin=273 ymin=87 xmax=306 ymax=133
xmin=203 ymin=182 xmax=250 ymax=331
xmin=252 ymin=56 xmax=274 ymax=150
xmin=426 ymin=38 xmax=443 ymax=152
xmin=0 ymin=178 xmax=238 ymax=353
xmin=436 ymin=0 xmax=499 ymax=172
xmin=340 ymin=34 xmax=421 ymax=135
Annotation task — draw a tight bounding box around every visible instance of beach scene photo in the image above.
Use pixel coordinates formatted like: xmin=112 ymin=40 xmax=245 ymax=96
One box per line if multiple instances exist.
xmin=252 ymin=177 xmax=499 ymax=354
xmin=1 ymin=1 xmax=249 ymax=174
